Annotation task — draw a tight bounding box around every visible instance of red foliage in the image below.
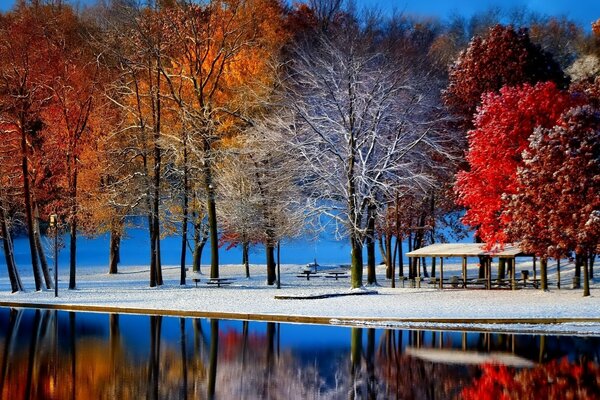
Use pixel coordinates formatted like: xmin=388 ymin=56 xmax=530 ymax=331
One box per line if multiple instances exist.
xmin=455 ymin=82 xmax=576 ymax=248
xmin=505 ymin=105 xmax=600 ymax=257
xmin=461 ymin=358 xmax=600 ymax=400
xmin=444 ymin=24 xmax=568 ymax=125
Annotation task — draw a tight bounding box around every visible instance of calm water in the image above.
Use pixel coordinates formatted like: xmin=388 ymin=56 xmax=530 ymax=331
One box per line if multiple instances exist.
xmin=0 ymin=308 xmax=599 ymax=399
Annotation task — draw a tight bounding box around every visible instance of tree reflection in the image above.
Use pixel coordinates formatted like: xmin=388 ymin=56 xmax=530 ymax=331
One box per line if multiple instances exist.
xmin=207 ymin=319 xmax=218 ymax=400
xmin=0 ymin=309 xmax=599 ymax=399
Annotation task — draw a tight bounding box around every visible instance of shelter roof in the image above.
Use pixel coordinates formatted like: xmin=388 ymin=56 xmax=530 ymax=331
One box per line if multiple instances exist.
xmin=406 ymin=243 xmax=525 ymax=258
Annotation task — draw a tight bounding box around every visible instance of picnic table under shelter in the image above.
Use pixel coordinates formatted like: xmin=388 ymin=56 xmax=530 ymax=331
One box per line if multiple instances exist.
xmin=406 ymin=243 xmax=530 ymax=290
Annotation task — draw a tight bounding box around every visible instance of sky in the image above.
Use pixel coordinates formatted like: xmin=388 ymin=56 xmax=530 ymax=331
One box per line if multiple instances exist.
xmin=0 ymin=0 xmax=599 ymax=29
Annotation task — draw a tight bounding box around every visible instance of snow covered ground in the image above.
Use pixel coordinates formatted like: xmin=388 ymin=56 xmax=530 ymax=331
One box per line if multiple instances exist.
xmin=1 ymin=256 xmax=600 ymax=335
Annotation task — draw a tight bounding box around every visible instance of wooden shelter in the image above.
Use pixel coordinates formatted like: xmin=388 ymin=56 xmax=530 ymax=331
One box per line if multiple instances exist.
xmin=406 ymin=243 xmax=527 ymax=290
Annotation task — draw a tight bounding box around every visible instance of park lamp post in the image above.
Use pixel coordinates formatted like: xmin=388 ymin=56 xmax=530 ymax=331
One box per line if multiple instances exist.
xmin=49 ymin=214 xmax=58 ymax=298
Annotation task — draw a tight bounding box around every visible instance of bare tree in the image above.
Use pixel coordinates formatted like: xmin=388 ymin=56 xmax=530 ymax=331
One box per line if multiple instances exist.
xmin=218 ymin=119 xmax=305 ymax=285
xmin=285 ymin=23 xmax=452 ymax=288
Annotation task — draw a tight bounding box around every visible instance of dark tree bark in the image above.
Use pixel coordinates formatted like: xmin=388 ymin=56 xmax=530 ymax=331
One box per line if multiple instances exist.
xmin=583 ymin=254 xmax=590 ymax=297
xmin=540 ymin=257 xmax=548 ymax=291
xmin=1 ymin=206 xmax=23 ymax=292
xmin=203 ymin=155 xmax=219 ymax=280
xmin=33 ymin=206 xmax=53 ymax=289
xmin=69 ymin=216 xmax=77 ymax=290
xmin=192 ymin=222 xmax=208 ymax=273
xmin=180 ymin=132 xmax=189 ymax=286
xmin=266 ymin=240 xmax=276 ymax=285
xmin=383 ymin=234 xmax=392 ymax=279
xmin=20 ymin=114 xmax=43 ymax=291
xmin=242 ymin=241 xmax=250 ymax=278
xmin=574 ymin=254 xmax=582 ymax=289
xmin=366 ymin=204 xmax=377 ymax=285
xmin=109 ymin=225 xmax=121 ymax=274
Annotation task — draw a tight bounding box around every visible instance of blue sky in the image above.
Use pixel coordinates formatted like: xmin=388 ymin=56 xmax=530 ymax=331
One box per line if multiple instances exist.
xmin=0 ymin=0 xmax=599 ymax=29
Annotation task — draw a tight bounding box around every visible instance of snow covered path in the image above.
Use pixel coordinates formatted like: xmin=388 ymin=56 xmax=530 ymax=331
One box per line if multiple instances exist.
xmin=1 ymin=262 xmax=600 ymax=334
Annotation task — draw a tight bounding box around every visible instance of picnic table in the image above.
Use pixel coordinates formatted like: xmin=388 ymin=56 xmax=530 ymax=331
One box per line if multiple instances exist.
xmin=191 ymin=275 xmax=203 ymax=287
xmin=206 ymin=277 xmax=235 ymax=287
xmin=297 ymin=270 xmax=320 ymax=280
xmin=325 ymin=271 xmax=349 ymax=280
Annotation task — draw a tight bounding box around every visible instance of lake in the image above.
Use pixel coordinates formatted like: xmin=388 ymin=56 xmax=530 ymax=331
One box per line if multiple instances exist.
xmin=0 ymin=307 xmax=599 ymax=399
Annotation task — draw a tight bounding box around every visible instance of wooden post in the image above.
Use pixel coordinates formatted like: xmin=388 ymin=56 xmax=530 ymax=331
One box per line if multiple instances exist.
xmin=462 ymin=257 xmax=467 ymax=288
xmin=440 ymin=257 xmax=444 ymax=289
xmin=511 ymin=257 xmax=516 ymax=290
xmin=556 ymin=258 xmax=561 ymax=289
xmin=486 ymin=257 xmax=492 ymax=290
xmin=417 ymin=257 xmax=421 ymax=288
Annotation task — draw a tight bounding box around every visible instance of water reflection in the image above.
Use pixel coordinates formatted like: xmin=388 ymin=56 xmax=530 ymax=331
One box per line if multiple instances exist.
xmin=0 ymin=307 xmax=599 ymax=399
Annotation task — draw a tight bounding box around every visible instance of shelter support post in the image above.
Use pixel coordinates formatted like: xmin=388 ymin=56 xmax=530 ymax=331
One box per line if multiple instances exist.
xmin=462 ymin=257 xmax=467 ymax=288
xmin=417 ymin=257 xmax=421 ymax=288
xmin=511 ymin=257 xmax=516 ymax=290
xmin=440 ymin=257 xmax=444 ymax=289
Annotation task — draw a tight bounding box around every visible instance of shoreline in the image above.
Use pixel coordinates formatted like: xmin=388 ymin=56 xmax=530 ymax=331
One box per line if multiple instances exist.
xmin=2 ymin=299 xmax=600 ymax=336
xmin=2 ymin=262 xmax=600 ymax=335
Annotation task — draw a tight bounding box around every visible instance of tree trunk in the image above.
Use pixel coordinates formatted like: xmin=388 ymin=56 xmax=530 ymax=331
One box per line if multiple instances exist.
xmin=149 ymin=213 xmax=157 ymax=287
xmin=180 ymin=133 xmax=189 ymax=286
xmin=266 ymin=241 xmax=276 ymax=285
xmin=33 ymin=205 xmax=53 ymax=289
xmin=243 ymin=241 xmax=250 ymax=278
xmin=407 ymin=231 xmax=413 ymax=279
xmin=498 ymin=258 xmax=506 ymax=281
xmin=583 ymin=254 xmax=590 ymax=297
xmin=276 ymin=241 xmax=281 ymax=289
xmin=429 ymin=193 xmax=436 ymax=278
xmin=192 ymin=219 xmax=208 ymax=273
xmin=350 ymin=235 xmax=364 ymax=288
xmin=574 ymin=254 xmax=582 ymax=289
xmin=397 ymin=237 xmax=403 ymax=278
xmin=380 ymin=235 xmax=391 ymax=279
xmin=366 ymin=204 xmax=376 ymax=285
xmin=1 ymin=205 xmax=23 ymax=292
xmin=204 ymin=157 xmax=219 ymax=280
xmin=109 ymin=225 xmax=121 ymax=274
xmin=540 ymin=257 xmax=548 ymax=291
xmin=20 ymin=120 xmax=43 ymax=291
xmin=69 ymin=218 xmax=77 ymax=289
xmin=155 ymin=219 xmax=163 ymax=285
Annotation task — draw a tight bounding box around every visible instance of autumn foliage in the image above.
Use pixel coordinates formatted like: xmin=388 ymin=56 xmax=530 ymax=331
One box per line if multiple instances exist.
xmin=455 ymin=82 xmax=575 ymax=246
xmin=461 ymin=359 xmax=600 ymax=400
xmin=445 ymin=24 xmax=568 ymax=124
xmin=505 ymin=105 xmax=600 ymax=258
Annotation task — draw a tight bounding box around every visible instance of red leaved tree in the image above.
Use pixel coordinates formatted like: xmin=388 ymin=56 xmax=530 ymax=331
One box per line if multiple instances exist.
xmin=444 ymin=24 xmax=568 ymax=126
xmin=505 ymin=105 xmax=600 ymax=296
xmin=455 ymin=82 xmax=576 ymax=249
